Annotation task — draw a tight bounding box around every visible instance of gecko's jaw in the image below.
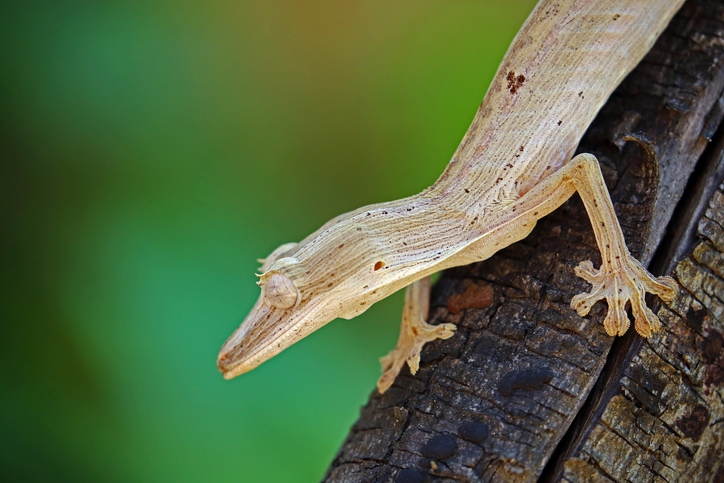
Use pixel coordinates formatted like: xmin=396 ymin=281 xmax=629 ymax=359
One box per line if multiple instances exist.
xmin=217 ymin=299 xmax=308 ymax=380
xmin=217 ymin=354 xmax=252 ymax=380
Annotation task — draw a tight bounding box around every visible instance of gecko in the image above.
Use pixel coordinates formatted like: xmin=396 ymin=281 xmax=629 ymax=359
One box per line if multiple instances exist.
xmin=218 ymin=0 xmax=684 ymax=393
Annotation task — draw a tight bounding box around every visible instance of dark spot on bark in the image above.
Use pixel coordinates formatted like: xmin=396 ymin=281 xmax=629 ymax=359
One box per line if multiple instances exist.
xmin=714 ymin=463 xmax=724 ymax=483
xmin=578 ymin=91 xmax=584 ymax=98
xmin=338 ymin=243 xmax=344 ymax=249
xmin=447 ymin=284 xmax=494 ymax=314
xmin=327 ymin=282 xmax=333 ymax=287
xmin=705 ymin=365 xmax=724 ymax=389
xmin=366 ymin=212 xmax=371 ymax=216
xmin=498 ymin=367 xmax=554 ymax=397
xmin=557 ymin=120 xmax=562 ymax=125
xmin=464 ymin=188 xmax=470 ymax=193
xmin=458 ymin=421 xmax=490 ymax=443
xmin=420 ymin=434 xmax=457 ymax=460
xmin=403 ymin=241 xmax=407 ymax=246
xmin=676 ymin=404 xmax=710 ymax=441
xmin=519 ymin=145 xmax=524 ymax=152
xmin=382 ymin=211 xmax=388 ymax=215
xmin=701 ymin=331 xmax=723 ymax=364
xmin=374 ymin=261 xmax=385 ymax=271
xmin=396 ymin=468 xmax=424 ymax=483
xmin=506 ymin=163 xmax=513 ymax=168
xmin=356 ymin=227 xmax=362 ymax=231
xmin=613 ymin=14 xmax=620 ymax=20
xmin=687 ymin=305 xmax=708 ymax=333
xmin=360 ymin=301 xmax=366 ymax=306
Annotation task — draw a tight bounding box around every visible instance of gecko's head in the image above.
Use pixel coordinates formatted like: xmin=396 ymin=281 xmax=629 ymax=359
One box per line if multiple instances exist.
xmin=217 ymin=242 xmax=371 ymax=380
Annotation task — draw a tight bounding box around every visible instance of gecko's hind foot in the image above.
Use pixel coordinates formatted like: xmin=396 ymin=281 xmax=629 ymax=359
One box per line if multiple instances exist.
xmin=377 ymin=319 xmax=456 ymax=394
xmin=570 ymin=257 xmax=677 ymax=338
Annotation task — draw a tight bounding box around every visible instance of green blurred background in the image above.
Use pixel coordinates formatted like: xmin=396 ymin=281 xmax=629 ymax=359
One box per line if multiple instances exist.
xmin=1 ymin=1 xmax=536 ymax=481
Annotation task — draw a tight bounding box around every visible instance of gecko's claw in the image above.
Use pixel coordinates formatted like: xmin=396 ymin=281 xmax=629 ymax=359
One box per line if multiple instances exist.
xmin=377 ymin=319 xmax=456 ymax=394
xmin=571 ymin=256 xmax=677 ymax=338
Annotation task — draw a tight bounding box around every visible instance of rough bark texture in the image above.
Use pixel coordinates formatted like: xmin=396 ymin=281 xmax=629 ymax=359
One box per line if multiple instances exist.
xmin=325 ymin=1 xmax=724 ymax=482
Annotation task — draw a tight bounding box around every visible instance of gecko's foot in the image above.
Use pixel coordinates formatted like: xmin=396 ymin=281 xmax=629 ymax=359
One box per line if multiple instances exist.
xmin=570 ymin=257 xmax=677 ymax=337
xmin=377 ymin=318 xmax=456 ymax=394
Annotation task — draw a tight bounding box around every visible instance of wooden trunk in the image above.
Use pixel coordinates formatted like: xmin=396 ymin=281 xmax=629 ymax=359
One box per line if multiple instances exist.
xmin=325 ymin=0 xmax=724 ymax=481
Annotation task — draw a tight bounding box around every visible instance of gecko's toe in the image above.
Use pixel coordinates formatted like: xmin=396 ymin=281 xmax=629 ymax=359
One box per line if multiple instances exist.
xmin=602 ymin=296 xmax=630 ymax=337
xmin=631 ymin=295 xmax=659 ymax=338
xmin=574 ymin=260 xmax=599 ymax=284
xmin=571 ymin=286 xmax=604 ymax=317
xmin=572 ymin=255 xmax=677 ymax=338
xmin=649 ymin=275 xmax=677 ymax=302
xmin=377 ymin=320 xmax=456 ymax=394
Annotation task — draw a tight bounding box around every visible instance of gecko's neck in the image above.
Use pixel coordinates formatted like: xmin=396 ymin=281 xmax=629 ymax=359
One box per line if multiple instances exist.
xmin=427 ymin=0 xmax=683 ymax=207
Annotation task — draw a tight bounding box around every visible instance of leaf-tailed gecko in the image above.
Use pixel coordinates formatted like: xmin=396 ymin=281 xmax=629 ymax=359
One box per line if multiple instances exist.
xmin=218 ymin=0 xmax=684 ymax=393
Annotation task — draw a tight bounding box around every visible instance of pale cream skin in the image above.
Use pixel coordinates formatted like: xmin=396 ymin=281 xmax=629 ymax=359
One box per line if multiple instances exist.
xmin=218 ymin=0 xmax=684 ymax=392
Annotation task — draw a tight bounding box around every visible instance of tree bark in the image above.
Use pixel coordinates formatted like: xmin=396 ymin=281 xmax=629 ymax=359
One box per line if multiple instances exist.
xmin=325 ymin=0 xmax=724 ymax=482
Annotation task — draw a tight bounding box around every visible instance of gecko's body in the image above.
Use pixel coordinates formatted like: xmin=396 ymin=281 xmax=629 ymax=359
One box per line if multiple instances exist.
xmin=218 ymin=0 xmax=684 ymax=390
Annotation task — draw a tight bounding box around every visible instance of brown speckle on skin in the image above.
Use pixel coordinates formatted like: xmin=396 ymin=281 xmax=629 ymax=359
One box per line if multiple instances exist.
xmin=507 ymin=71 xmax=526 ymax=94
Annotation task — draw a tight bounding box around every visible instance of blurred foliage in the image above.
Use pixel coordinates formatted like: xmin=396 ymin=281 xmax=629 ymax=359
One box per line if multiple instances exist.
xmin=0 ymin=1 xmax=536 ymax=481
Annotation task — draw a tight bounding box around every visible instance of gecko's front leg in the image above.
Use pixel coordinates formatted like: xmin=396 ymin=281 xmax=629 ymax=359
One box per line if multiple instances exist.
xmin=377 ymin=276 xmax=455 ymax=394
xmin=504 ymin=153 xmax=676 ymax=337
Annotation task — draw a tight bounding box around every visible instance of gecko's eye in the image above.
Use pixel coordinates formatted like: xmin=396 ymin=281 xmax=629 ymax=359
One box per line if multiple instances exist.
xmin=258 ymin=271 xmax=300 ymax=309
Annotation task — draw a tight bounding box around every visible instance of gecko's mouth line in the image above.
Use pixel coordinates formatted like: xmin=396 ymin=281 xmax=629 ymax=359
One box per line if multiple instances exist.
xmin=218 ymin=347 xmax=263 ymax=380
xmin=220 ymin=358 xmax=250 ymax=380
xmin=218 ymin=310 xmax=307 ymax=380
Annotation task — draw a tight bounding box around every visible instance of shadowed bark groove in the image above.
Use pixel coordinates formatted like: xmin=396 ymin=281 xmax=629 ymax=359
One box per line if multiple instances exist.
xmin=325 ymin=1 xmax=724 ymax=481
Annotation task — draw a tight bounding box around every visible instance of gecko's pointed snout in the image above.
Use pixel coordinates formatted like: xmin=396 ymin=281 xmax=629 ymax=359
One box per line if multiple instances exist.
xmin=217 ymin=343 xmax=245 ymax=379
xmin=217 ymin=299 xmax=308 ymax=380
